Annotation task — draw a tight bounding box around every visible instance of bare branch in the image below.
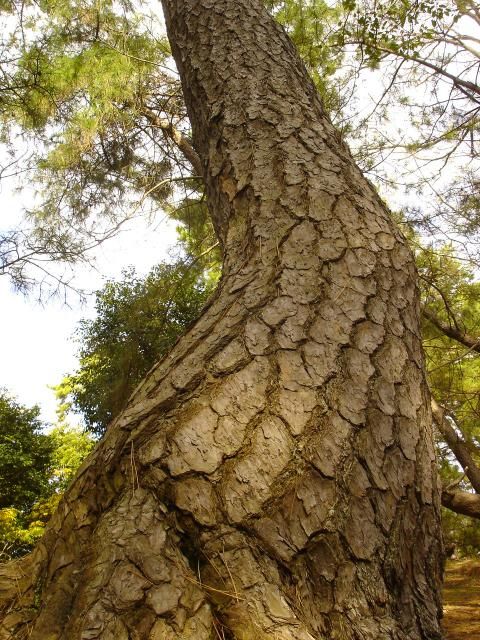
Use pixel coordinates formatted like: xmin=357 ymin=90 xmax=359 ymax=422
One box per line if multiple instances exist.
xmin=431 ymin=398 xmax=480 ymax=494
xmin=345 ymin=39 xmax=480 ymax=103
xmin=445 ymin=469 xmax=469 ymax=491
xmin=141 ymin=107 xmax=203 ymax=177
xmin=423 ymin=308 xmax=480 ymax=353
xmin=441 ymin=488 xmax=480 ymax=519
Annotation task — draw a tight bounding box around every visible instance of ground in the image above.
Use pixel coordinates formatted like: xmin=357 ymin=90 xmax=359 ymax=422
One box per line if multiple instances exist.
xmin=442 ymin=558 xmax=480 ymax=639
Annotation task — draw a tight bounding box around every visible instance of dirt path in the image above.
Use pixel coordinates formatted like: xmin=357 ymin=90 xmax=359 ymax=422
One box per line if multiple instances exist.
xmin=442 ymin=559 xmax=480 ymax=639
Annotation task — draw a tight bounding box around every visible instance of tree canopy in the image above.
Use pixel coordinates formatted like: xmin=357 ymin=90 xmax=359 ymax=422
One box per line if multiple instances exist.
xmin=1 ymin=0 xmax=478 ymax=277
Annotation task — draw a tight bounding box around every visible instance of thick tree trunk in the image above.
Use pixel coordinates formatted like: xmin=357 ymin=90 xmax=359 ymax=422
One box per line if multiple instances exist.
xmin=0 ymin=1 xmax=443 ymax=638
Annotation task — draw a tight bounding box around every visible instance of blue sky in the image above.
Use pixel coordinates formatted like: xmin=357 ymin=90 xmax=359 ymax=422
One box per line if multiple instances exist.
xmin=0 ymin=180 xmax=178 ymax=424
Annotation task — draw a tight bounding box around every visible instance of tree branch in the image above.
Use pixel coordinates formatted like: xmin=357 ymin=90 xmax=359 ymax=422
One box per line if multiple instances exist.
xmin=141 ymin=107 xmax=203 ymax=177
xmin=441 ymin=488 xmax=480 ymax=519
xmin=422 ymin=308 xmax=480 ymax=354
xmin=445 ymin=469 xmax=469 ymax=491
xmin=431 ymin=398 xmax=480 ymax=494
xmin=371 ymin=44 xmax=480 ymax=101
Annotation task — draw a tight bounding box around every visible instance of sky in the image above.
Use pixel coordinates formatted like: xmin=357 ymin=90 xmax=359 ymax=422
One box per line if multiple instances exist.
xmin=0 ymin=0 xmax=177 ymax=425
xmin=0 ymin=181 xmax=178 ymax=424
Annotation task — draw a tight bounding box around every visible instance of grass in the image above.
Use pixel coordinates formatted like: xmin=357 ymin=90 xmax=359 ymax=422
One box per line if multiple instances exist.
xmin=442 ymin=558 xmax=480 ymax=639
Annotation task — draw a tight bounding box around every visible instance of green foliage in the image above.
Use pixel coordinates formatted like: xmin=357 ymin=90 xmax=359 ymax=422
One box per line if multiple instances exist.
xmin=57 ymin=260 xmax=216 ymax=435
xmin=419 ymin=246 xmax=480 ymax=446
xmin=23 ymin=4 xmax=175 ymax=215
xmin=442 ymin=507 xmax=480 ymax=556
xmin=0 ymin=0 xmax=180 ymax=290
xmin=0 ymin=391 xmax=54 ymax=511
xmin=49 ymin=423 xmax=95 ymax=490
xmin=0 ymin=507 xmax=46 ymax=561
xmin=337 ymin=0 xmax=457 ymax=64
xmin=168 ymin=195 xmax=221 ymax=279
xmin=415 ymin=244 xmax=480 ymax=550
xmin=0 ymin=491 xmax=66 ymax=561
xmin=0 ymin=392 xmax=94 ymax=561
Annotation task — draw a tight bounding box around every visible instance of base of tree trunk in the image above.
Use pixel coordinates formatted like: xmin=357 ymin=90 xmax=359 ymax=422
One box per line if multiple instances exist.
xmin=0 ymin=242 xmax=444 ymax=639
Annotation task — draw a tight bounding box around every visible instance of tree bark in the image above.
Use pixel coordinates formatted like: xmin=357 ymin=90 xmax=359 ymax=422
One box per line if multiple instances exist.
xmin=0 ymin=1 xmax=443 ymax=639
xmin=441 ymin=489 xmax=480 ymax=519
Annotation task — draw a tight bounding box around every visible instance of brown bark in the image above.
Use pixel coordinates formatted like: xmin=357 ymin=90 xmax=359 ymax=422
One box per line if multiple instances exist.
xmin=441 ymin=489 xmax=480 ymax=519
xmin=0 ymin=1 xmax=443 ymax=639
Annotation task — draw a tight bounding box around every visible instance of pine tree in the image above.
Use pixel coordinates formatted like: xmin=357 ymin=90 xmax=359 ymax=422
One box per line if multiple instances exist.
xmin=0 ymin=1 xmax=443 ymax=638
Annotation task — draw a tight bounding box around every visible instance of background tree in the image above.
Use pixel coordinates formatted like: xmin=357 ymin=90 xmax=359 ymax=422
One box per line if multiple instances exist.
xmin=0 ymin=391 xmax=94 ymax=561
xmin=48 ymin=422 xmax=95 ymax=491
xmin=56 ymin=259 xmax=216 ymax=434
xmin=0 ymin=390 xmax=53 ymax=511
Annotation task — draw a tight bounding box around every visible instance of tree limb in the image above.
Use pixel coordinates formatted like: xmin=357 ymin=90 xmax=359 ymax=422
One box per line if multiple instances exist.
xmin=445 ymin=469 xmax=469 ymax=491
xmin=431 ymin=398 xmax=480 ymax=494
xmin=441 ymin=488 xmax=480 ymax=519
xmin=141 ymin=107 xmax=203 ymax=177
xmin=423 ymin=308 xmax=480 ymax=354
xmin=357 ymin=42 xmax=480 ymax=102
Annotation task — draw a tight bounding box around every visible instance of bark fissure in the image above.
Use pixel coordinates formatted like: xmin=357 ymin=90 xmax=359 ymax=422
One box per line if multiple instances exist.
xmin=0 ymin=1 xmax=443 ymax=639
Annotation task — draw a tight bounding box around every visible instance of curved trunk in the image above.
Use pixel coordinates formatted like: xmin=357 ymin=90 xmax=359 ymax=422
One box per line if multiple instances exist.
xmin=0 ymin=1 xmax=443 ymax=639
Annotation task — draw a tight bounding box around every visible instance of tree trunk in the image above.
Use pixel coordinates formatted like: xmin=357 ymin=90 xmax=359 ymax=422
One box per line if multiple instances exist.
xmin=0 ymin=1 xmax=443 ymax=638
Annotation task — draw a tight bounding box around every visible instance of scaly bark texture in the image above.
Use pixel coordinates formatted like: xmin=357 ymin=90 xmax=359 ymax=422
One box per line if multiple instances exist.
xmin=0 ymin=1 xmax=443 ymax=638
